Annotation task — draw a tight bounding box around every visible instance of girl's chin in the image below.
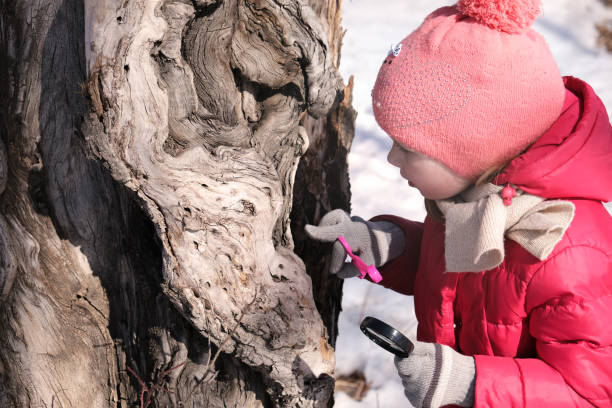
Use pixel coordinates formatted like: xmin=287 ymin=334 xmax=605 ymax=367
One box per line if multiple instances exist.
xmin=408 ymin=181 xmax=415 ymax=187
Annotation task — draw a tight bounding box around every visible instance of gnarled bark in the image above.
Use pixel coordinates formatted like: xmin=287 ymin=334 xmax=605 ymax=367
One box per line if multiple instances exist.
xmin=0 ymin=0 xmax=353 ymax=406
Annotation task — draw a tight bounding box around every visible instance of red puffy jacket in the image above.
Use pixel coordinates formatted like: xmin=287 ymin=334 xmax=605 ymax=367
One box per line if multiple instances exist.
xmin=373 ymin=77 xmax=612 ymax=407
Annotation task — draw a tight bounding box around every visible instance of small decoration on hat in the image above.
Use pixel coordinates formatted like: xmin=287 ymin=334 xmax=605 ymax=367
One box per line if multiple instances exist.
xmin=388 ymin=43 xmax=403 ymax=57
xmin=501 ymin=184 xmax=517 ymax=206
xmin=457 ymin=0 xmax=542 ymax=34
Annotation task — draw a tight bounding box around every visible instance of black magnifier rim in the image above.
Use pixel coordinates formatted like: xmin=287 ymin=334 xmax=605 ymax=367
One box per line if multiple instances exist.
xmin=360 ymin=316 xmax=414 ymax=358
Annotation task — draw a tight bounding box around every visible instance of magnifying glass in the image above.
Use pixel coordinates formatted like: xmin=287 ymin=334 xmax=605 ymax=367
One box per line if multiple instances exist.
xmin=360 ymin=316 xmax=414 ymax=358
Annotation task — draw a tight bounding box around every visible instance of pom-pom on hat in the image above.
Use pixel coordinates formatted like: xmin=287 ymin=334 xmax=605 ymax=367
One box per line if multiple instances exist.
xmin=458 ymin=0 xmax=541 ymax=34
xmin=372 ymin=0 xmax=565 ymax=180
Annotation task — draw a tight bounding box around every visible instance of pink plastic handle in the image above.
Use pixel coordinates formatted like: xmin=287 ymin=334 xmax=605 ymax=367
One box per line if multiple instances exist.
xmin=336 ymin=236 xmax=383 ymax=283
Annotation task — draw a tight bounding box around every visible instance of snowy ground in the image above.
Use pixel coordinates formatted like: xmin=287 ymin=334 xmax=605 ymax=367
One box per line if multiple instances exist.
xmin=334 ymin=1 xmax=612 ymax=406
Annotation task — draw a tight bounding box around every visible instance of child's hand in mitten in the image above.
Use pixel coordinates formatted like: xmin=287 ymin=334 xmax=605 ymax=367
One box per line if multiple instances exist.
xmin=395 ymin=340 xmax=475 ymax=408
xmin=305 ymin=209 xmax=405 ymax=279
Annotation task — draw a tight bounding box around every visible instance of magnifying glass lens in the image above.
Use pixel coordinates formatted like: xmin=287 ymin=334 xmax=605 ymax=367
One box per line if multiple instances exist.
xmin=365 ymin=327 xmax=406 ymax=353
xmin=360 ymin=316 xmax=414 ymax=358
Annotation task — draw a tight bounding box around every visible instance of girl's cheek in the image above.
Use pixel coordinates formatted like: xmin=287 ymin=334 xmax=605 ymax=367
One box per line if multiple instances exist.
xmin=400 ymin=165 xmax=419 ymax=182
xmin=400 ymin=159 xmax=419 ymax=175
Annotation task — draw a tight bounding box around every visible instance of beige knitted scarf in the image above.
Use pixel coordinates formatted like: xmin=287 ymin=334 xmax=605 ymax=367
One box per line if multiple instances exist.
xmin=436 ymin=183 xmax=575 ymax=273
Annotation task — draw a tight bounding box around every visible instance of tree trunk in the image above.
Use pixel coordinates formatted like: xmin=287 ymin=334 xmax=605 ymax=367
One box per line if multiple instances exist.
xmin=0 ymin=0 xmax=354 ymax=406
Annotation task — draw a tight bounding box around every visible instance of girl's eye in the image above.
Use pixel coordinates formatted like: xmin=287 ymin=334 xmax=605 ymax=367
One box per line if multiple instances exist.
xmin=395 ymin=142 xmax=413 ymax=154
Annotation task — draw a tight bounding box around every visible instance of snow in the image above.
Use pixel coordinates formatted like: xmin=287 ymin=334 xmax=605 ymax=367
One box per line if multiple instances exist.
xmin=334 ymin=1 xmax=612 ymax=406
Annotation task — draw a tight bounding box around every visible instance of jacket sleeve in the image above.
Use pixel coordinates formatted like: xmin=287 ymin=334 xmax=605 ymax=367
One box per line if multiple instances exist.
xmin=369 ymin=214 xmax=424 ymax=296
xmin=474 ymin=245 xmax=612 ymax=407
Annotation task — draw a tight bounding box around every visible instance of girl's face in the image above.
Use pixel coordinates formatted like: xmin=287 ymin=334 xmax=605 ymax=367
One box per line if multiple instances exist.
xmin=387 ymin=141 xmax=472 ymax=200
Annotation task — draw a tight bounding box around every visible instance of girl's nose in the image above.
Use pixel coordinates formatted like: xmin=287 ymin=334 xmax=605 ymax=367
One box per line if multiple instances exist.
xmin=387 ymin=142 xmax=400 ymax=167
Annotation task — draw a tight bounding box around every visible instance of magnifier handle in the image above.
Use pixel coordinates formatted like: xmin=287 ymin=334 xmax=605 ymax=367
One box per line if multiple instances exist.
xmin=366 ymin=265 xmax=383 ymax=283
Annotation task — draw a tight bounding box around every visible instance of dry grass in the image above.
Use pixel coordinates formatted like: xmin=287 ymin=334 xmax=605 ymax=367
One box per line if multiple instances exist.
xmin=595 ymin=0 xmax=612 ymax=53
xmin=596 ymin=20 xmax=612 ymax=53
xmin=335 ymin=370 xmax=371 ymax=401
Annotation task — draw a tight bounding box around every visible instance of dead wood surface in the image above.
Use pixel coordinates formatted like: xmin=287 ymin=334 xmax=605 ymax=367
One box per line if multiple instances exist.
xmin=0 ymin=0 xmax=353 ymax=407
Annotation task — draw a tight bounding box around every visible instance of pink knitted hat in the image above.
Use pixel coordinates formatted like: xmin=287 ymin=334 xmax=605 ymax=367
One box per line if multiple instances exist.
xmin=372 ymin=0 xmax=565 ymax=180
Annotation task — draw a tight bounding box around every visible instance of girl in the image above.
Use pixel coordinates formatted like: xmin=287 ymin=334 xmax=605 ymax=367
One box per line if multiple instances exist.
xmin=306 ymin=0 xmax=612 ymax=406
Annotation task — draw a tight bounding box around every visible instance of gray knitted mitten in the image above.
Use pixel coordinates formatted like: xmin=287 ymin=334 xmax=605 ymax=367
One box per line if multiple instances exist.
xmin=305 ymin=209 xmax=405 ymax=278
xmin=395 ymin=341 xmax=475 ymax=408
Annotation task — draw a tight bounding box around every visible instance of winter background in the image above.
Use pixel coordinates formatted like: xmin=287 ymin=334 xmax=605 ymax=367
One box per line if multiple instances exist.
xmin=334 ymin=0 xmax=612 ymax=406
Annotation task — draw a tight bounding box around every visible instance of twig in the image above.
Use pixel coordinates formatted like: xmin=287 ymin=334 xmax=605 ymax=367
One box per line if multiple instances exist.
xmin=358 ymin=284 xmax=373 ymax=323
xmin=127 ymin=361 xmax=186 ymax=408
xmin=152 ymin=362 xmax=187 ymax=394
xmin=204 ymin=291 xmax=258 ymax=378
xmin=183 ymin=289 xmax=260 ymax=402
xmin=126 ymin=366 xmax=149 ymax=408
